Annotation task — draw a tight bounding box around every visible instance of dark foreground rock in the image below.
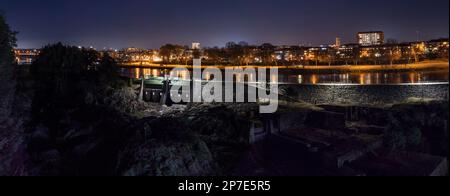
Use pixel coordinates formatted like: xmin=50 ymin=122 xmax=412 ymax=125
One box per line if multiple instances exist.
xmin=117 ymin=117 xmax=216 ymax=176
xmin=385 ymin=100 xmax=449 ymax=156
xmin=117 ymin=104 xmax=254 ymax=176
xmin=26 ymin=107 xmax=134 ymax=176
xmin=0 ymin=66 xmax=33 ymax=176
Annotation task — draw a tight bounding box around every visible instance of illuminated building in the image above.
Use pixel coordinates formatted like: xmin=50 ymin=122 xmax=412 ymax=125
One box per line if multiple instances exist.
xmin=334 ymin=37 xmax=341 ymax=49
xmin=357 ymin=31 xmax=384 ymax=46
xmin=118 ymin=48 xmax=162 ymax=63
xmin=337 ymin=44 xmax=359 ymax=61
xmin=426 ymin=38 xmax=449 ymax=59
xmin=14 ymin=49 xmax=40 ymax=65
xmin=192 ymin=42 xmax=201 ymax=50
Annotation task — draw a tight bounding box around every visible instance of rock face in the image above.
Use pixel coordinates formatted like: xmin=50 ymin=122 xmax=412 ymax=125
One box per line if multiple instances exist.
xmin=26 ymin=107 xmax=133 ymax=176
xmin=0 ymin=67 xmax=32 ymax=176
xmin=384 ymin=101 xmax=449 ymax=156
xmin=117 ymin=104 xmax=253 ymax=176
xmin=117 ymin=118 xmax=216 ymax=176
xmin=101 ymin=87 xmax=186 ymax=118
xmin=22 ymin=84 xmax=188 ymax=176
xmin=183 ymin=104 xmax=253 ymax=173
xmin=0 ymin=121 xmax=28 ymax=176
xmin=101 ymin=87 xmax=149 ymax=115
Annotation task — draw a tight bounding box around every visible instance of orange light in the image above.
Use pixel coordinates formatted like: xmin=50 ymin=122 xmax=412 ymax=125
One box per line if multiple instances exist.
xmin=311 ymin=74 xmax=318 ymax=84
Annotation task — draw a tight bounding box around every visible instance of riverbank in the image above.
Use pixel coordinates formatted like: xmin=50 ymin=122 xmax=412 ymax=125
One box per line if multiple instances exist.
xmin=119 ymin=60 xmax=449 ymax=73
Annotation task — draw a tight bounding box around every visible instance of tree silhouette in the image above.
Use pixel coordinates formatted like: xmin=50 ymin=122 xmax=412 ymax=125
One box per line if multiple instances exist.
xmin=0 ymin=12 xmax=17 ymax=80
xmin=30 ymin=43 xmax=122 ymax=127
xmin=159 ymin=44 xmax=185 ymax=63
xmin=204 ymin=47 xmax=223 ymax=65
xmin=0 ymin=12 xmax=18 ymax=120
xmin=259 ymin=43 xmax=276 ymax=65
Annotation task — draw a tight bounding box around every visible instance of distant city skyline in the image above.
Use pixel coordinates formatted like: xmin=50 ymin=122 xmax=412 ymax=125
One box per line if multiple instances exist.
xmin=1 ymin=0 xmax=449 ymax=49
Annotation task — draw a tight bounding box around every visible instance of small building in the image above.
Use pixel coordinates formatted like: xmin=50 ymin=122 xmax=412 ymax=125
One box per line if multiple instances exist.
xmin=14 ymin=49 xmax=40 ymax=65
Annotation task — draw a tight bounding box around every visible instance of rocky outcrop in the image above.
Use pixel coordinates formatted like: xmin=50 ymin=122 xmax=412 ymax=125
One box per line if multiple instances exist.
xmin=100 ymin=87 xmax=149 ymax=115
xmin=384 ymin=100 xmax=449 ymax=156
xmin=25 ymin=106 xmax=133 ymax=176
xmin=0 ymin=67 xmax=32 ymax=176
xmin=117 ymin=104 xmax=254 ymax=176
xmin=0 ymin=120 xmax=28 ymax=176
xmin=100 ymin=87 xmax=186 ymax=118
xmin=117 ymin=117 xmax=216 ymax=176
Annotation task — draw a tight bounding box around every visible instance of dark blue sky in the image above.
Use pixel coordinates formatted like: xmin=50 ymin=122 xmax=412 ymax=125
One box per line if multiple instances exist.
xmin=1 ymin=0 xmax=449 ymax=49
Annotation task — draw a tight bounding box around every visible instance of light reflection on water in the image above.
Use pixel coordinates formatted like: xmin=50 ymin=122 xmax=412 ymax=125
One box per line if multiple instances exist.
xmin=121 ymin=68 xmax=449 ymax=85
xmin=287 ymin=72 xmax=448 ymax=85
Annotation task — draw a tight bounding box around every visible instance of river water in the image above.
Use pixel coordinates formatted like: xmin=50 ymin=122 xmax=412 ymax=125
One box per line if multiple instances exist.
xmin=120 ymin=67 xmax=449 ymax=105
xmin=121 ymin=68 xmax=448 ymax=85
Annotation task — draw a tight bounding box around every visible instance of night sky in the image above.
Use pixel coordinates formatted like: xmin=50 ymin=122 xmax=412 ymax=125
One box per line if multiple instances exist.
xmin=1 ymin=0 xmax=449 ymax=49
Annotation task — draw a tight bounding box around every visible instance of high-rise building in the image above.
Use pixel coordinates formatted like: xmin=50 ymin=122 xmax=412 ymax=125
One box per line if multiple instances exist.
xmin=357 ymin=31 xmax=384 ymax=46
xmin=335 ymin=37 xmax=341 ymax=49
xmin=192 ymin=42 xmax=201 ymax=50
